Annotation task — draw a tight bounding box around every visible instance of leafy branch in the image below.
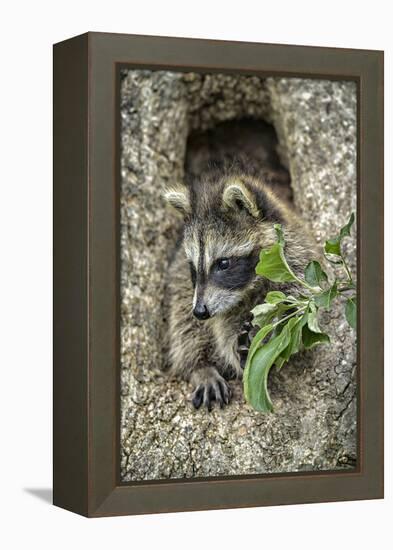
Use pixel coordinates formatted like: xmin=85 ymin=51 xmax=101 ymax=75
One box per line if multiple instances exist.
xmin=243 ymin=213 xmax=356 ymax=413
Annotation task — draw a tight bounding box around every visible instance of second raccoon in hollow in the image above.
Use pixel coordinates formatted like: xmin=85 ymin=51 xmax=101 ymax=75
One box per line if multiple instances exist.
xmin=165 ymin=166 xmax=317 ymax=411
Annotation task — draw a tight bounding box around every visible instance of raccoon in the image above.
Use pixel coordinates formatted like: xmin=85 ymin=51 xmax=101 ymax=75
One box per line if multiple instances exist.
xmin=164 ymin=125 xmax=318 ymax=411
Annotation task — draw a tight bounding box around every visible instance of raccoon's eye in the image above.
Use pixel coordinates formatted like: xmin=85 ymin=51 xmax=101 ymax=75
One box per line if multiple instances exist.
xmin=216 ymin=258 xmax=230 ymax=271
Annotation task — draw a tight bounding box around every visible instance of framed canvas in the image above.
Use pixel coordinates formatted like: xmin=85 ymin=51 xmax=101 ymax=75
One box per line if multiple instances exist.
xmin=53 ymin=32 xmax=384 ymax=517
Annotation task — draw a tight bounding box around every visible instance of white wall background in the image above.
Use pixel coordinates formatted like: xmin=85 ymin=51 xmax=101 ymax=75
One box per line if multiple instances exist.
xmin=0 ymin=1 xmax=391 ymax=548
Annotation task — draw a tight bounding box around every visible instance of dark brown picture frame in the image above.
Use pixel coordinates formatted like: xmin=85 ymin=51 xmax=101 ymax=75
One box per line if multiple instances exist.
xmin=53 ymin=32 xmax=384 ymax=517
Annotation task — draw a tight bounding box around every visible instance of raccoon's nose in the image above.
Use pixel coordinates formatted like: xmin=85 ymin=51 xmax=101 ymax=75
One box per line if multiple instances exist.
xmin=193 ymin=303 xmax=210 ymax=320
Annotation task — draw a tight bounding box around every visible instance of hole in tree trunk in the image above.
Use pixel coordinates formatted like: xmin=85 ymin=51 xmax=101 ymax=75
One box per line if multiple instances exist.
xmin=184 ymin=118 xmax=293 ymax=205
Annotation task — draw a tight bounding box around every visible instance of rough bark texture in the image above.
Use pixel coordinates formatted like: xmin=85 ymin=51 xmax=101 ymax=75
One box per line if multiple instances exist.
xmin=120 ymin=71 xmax=357 ymax=481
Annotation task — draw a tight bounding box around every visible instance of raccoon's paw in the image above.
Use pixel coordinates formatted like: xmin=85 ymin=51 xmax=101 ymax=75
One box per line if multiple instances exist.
xmin=190 ymin=367 xmax=231 ymax=411
xmin=237 ymin=320 xmax=259 ymax=369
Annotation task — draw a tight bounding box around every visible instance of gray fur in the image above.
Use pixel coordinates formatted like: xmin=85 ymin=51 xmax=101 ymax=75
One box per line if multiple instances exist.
xmin=165 ymin=169 xmax=319 ymax=410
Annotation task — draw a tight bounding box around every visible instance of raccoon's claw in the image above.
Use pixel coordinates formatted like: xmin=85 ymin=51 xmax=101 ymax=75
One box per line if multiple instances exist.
xmin=237 ymin=321 xmax=259 ymax=369
xmin=191 ymin=378 xmax=231 ymax=411
xmin=242 ymin=321 xmax=253 ymax=332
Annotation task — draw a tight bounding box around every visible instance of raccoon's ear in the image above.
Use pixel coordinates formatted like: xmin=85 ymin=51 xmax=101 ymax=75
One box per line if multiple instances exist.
xmin=222 ymin=180 xmax=259 ymax=218
xmin=164 ymin=185 xmax=191 ymax=217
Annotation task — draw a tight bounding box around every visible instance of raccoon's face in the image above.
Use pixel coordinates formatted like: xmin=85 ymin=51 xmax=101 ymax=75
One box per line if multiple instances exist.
xmin=165 ymin=175 xmax=283 ymax=319
xmin=183 ymin=222 xmax=259 ymax=318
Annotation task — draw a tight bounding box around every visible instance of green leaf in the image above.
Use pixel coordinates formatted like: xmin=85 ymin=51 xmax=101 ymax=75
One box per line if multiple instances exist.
xmin=246 ymin=324 xmax=275 ymax=365
xmin=275 ymin=355 xmax=286 ymax=370
xmin=255 ymin=224 xmax=298 ymax=283
xmin=285 ymin=319 xmax=303 ymax=356
xmin=243 ymin=322 xmax=293 ymax=412
xmin=324 ymin=212 xmax=355 ymax=257
xmin=307 ymin=302 xmax=322 ymax=333
xmin=314 ymin=281 xmax=338 ymax=310
xmin=251 ymin=302 xmax=277 ymax=317
xmin=253 ymin=301 xmax=296 ymax=329
xmin=324 ymin=237 xmax=341 ymax=256
xmin=274 ymin=223 xmax=286 ymax=245
xmin=276 ymin=315 xmax=305 ymax=369
xmin=265 ymin=291 xmax=287 ymax=304
xmin=305 ymin=261 xmax=328 ymax=287
xmin=340 ymin=212 xmax=355 ymax=239
xmin=251 ymin=303 xmax=278 ymax=328
xmin=302 ymin=324 xmax=330 ymax=349
xmin=345 ymin=297 xmax=357 ymax=330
